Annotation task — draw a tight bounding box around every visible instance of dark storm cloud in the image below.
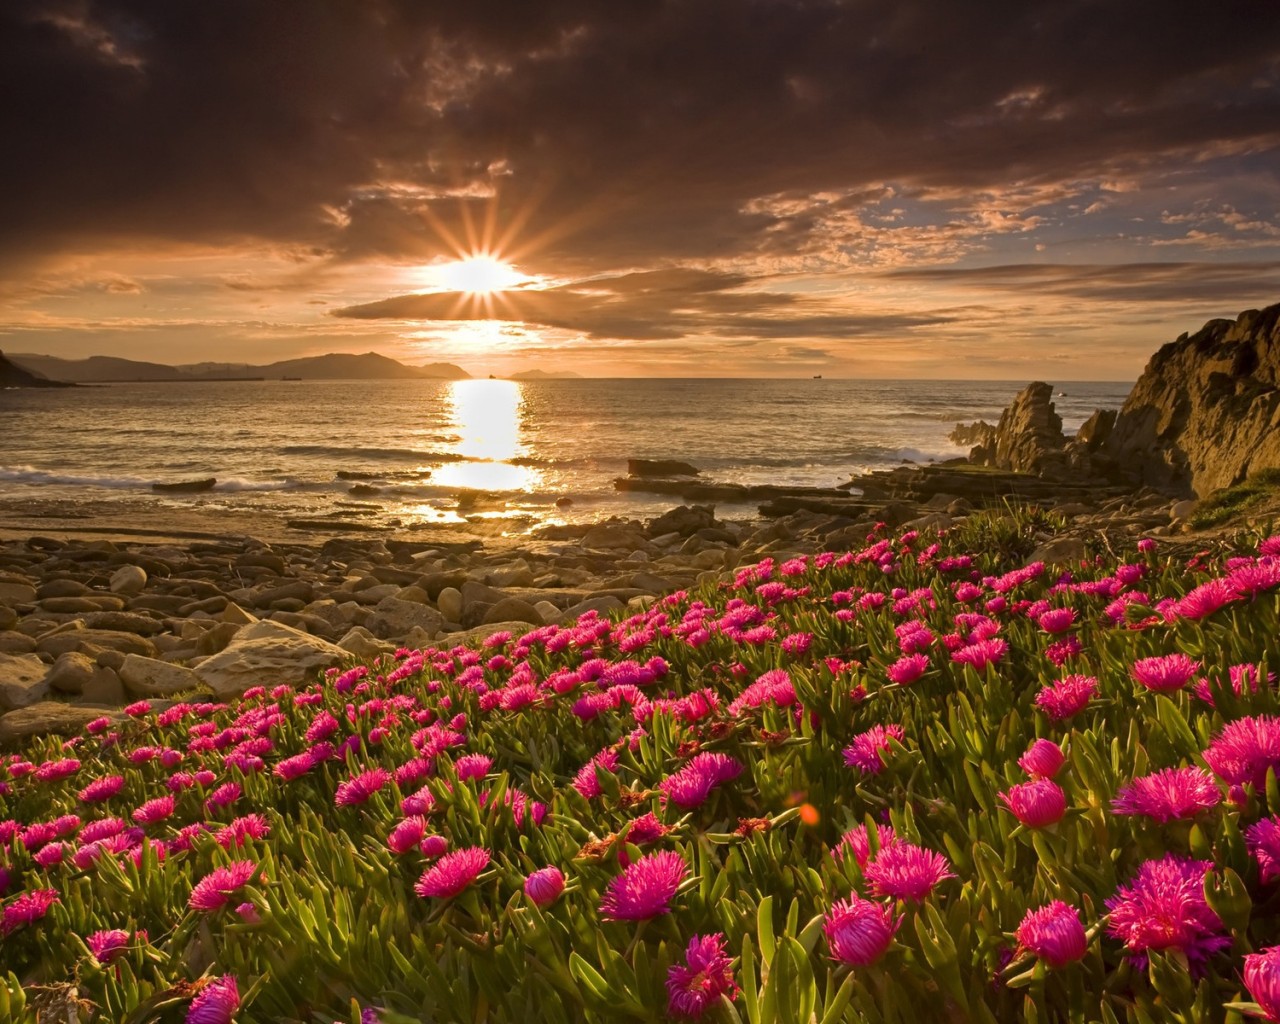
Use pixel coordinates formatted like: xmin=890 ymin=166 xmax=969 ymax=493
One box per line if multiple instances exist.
xmin=882 ymin=261 xmax=1280 ymax=303
xmin=333 ymin=267 xmax=951 ymax=339
xmin=3 ymin=0 xmax=1279 ymax=273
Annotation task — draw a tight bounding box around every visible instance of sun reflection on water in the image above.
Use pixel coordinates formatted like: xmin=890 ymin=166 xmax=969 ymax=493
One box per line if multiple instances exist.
xmin=431 ymin=379 xmax=541 ymax=493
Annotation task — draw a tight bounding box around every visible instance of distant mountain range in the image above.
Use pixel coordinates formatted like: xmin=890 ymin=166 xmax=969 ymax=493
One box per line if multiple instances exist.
xmin=5 ymin=352 xmax=586 ymax=385
xmin=0 ymin=351 xmax=77 ymax=388
xmin=9 ymin=351 xmax=472 ymax=383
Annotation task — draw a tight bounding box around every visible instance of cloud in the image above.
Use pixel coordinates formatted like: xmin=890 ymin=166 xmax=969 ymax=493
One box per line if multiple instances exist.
xmin=332 ymin=267 xmax=953 ymax=340
xmin=880 ymin=261 xmax=1280 ymax=303
xmin=2 ymin=0 xmax=1278 ymax=277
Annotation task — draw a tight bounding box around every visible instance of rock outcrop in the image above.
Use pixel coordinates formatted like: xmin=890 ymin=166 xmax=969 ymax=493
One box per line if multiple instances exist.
xmin=1103 ymin=303 xmax=1280 ymax=497
xmin=959 ymin=382 xmax=1068 ymax=476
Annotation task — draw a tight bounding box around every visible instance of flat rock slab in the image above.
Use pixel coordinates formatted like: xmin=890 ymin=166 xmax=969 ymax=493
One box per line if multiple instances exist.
xmin=0 ymin=702 xmax=121 ymax=746
xmin=194 ymin=620 xmax=349 ymax=697
xmin=119 ymin=654 xmax=201 ymax=697
xmin=0 ymin=653 xmax=50 ymax=711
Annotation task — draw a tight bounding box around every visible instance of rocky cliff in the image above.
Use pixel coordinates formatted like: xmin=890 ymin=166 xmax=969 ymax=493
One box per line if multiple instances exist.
xmin=1103 ymin=302 xmax=1280 ymax=497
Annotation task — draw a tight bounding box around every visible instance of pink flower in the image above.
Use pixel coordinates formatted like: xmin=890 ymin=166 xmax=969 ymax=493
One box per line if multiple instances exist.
xmin=524 ymin=866 xmax=566 ymax=908
xmin=215 ymin=815 xmax=271 ymax=849
xmin=573 ymin=750 xmax=620 ymax=800
xmin=1173 ymin=579 xmax=1239 ymax=620
xmin=659 ymin=753 xmax=743 ymax=809
xmin=1247 ymin=817 xmax=1280 ymax=883
xmin=132 ymin=795 xmax=176 ymax=826
xmin=414 ymin=846 xmax=490 ymax=899
xmin=186 ymin=975 xmax=240 ymax=1024
xmin=835 ymin=823 xmax=897 ymax=867
xmin=453 ymin=754 xmax=493 ymax=781
xmin=86 ymin=928 xmax=132 ymax=964
xmin=387 ymin=817 xmax=428 ymax=855
xmin=886 ymin=654 xmax=929 ymax=685
xmin=863 ymin=842 xmax=955 ymax=901
xmin=1204 ymin=715 xmax=1280 ymax=788
xmin=420 ymin=834 xmax=448 ymax=858
xmin=951 ymin=638 xmax=1008 ymax=670
xmin=1111 ymin=766 xmax=1221 ymax=823
xmin=842 ymin=725 xmax=905 ymax=775
xmin=1105 ymin=855 xmax=1229 ymax=965
xmin=999 ymin=779 xmax=1067 ymax=828
xmin=823 ymin=896 xmax=900 ymax=965
xmin=1015 ymin=901 xmax=1087 ymax=967
xmin=666 ymin=933 xmax=739 ymax=1018
xmin=1131 ymin=653 xmax=1200 ymax=692
xmin=335 ymin=767 xmax=390 ymax=807
xmin=599 ymin=850 xmax=688 ymax=920
xmin=189 ymin=861 xmax=258 ymax=913
xmin=1037 ymin=608 xmax=1075 ymax=634
xmin=1018 ymin=739 xmax=1065 ymax=778
xmin=1245 ymin=946 xmax=1280 ymax=1022
xmin=1034 ymin=675 xmax=1098 ymax=720
xmin=34 ymin=758 xmax=80 ymax=782
xmin=204 ymin=782 xmax=241 ymax=812
xmin=78 ymin=775 xmax=125 ymax=803
xmin=1 ymin=888 xmax=60 ymax=935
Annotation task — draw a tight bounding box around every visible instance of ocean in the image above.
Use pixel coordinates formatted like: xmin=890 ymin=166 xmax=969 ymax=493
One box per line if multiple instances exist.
xmin=0 ymin=378 xmax=1133 ymax=535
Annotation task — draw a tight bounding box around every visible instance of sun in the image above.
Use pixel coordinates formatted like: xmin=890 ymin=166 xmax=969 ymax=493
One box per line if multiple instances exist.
xmin=432 ymin=254 xmax=529 ymax=295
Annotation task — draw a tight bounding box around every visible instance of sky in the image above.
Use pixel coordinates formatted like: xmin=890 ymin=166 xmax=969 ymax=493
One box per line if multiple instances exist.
xmin=2 ymin=1 xmax=1279 ymax=379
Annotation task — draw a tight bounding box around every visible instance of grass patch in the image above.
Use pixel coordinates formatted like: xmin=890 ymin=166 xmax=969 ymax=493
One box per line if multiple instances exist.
xmin=1191 ymin=467 xmax=1280 ymax=528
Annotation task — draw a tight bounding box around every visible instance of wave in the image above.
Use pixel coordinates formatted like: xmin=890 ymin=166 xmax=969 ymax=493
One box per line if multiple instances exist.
xmin=0 ymin=466 xmax=158 ymax=489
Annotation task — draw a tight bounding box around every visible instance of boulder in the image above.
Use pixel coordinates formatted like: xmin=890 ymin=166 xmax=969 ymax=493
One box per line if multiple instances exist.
xmin=81 ymin=611 xmax=167 ymax=635
xmin=109 ymin=565 xmax=148 ymax=596
xmin=1028 ymin=536 xmax=1087 ymax=566
xmin=989 ymin=382 xmax=1068 ymax=475
xmin=0 ymin=606 xmax=17 ymax=631
xmin=40 ymin=595 xmax=126 ymax=614
xmin=0 ymin=581 xmax=36 ymax=605
xmin=119 ymin=654 xmax=201 ymax=697
xmin=581 ymin=523 xmax=648 ymax=550
xmin=482 ymin=597 xmax=543 ymax=626
xmin=337 ymin=626 xmax=395 ymax=660
xmin=0 ymin=653 xmax=51 ymax=710
xmin=80 ymin=667 xmax=126 ymax=705
xmin=0 ymin=702 xmax=122 ymax=745
xmin=36 ymin=629 xmax=158 ymax=660
xmin=646 ymin=504 xmax=716 ymax=538
xmin=1103 ymin=303 xmax=1280 ymax=496
xmin=194 ymin=620 xmax=349 ymax=697
xmin=365 ymin=597 xmax=444 ymax=640
xmin=436 ymin=586 xmax=464 ymax=623
xmin=628 ymin=458 xmax=700 ymax=477
xmin=45 ymin=651 xmax=97 ymax=694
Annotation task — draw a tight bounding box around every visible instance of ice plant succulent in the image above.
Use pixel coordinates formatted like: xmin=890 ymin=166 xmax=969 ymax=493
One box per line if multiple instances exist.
xmin=414 ymin=846 xmax=490 ymax=899
xmin=1105 ymin=855 xmax=1230 ymax=966
xmin=863 ymin=841 xmax=955 ymax=901
xmin=523 ymin=867 xmax=565 ymax=908
xmin=1015 ymin=901 xmax=1088 ymax=968
xmin=1111 ymin=766 xmax=1221 ymax=823
xmin=665 ymin=933 xmax=739 ymax=1018
xmin=999 ymin=779 xmax=1067 ymax=828
xmin=599 ymin=850 xmax=688 ymax=921
xmin=186 ymin=975 xmax=240 ymax=1024
xmin=1130 ymin=653 xmax=1200 ymax=692
xmin=823 ymin=896 xmax=901 ymax=966
xmin=1245 ymin=946 xmax=1280 ymax=1022
xmin=189 ymin=862 xmax=259 ymax=913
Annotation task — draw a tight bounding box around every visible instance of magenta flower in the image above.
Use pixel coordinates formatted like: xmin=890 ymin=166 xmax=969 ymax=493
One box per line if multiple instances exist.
xmin=1018 ymin=739 xmax=1065 ymax=778
xmin=1204 ymin=715 xmax=1280 ymax=788
xmin=842 ymin=724 xmax=906 ymax=775
xmin=387 ymin=817 xmax=429 ymax=855
xmin=34 ymin=758 xmax=80 ymax=782
xmin=453 ymin=753 xmax=493 ymax=781
xmin=524 ymin=866 xmax=566 ymax=908
xmin=78 ymin=775 xmax=125 ymax=803
xmin=214 ymin=815 xmax=271 ymax=849
xmin=1112 ymin=766 xmax=1221 ymax=823
xmin=186 ymin=975 xmax=240 ymax=1024
xmin=1015 ymin=901 xmax=1087 ymax=968
xmin=420 ymin=834 xmax=448 ymax=858
xmin=886 ymin=654 xmax=929 ymax=685
xmin=666 ymin=933 xmax=739 ymax=1018
xmin=863 ymin=842 xmax=955 ymax=901
xmin=204 ymin=782 xmax=241 ymax=812
xmin=414 ymin=846 xmax=490 ymax=899
xmin=1131 ymin=653 xmax=1200 ymax=692
xmin=335 ymin=767 xmax=390 ymax=807
xmin=823 ymin=896 xmax=900 ymax=965
xmin=1173 ymin=578 xmax=1239 ymax=620
xmin=1245 ymin=946 xmax=1280 ymax=1022
xmin=189 ymin=861 xmax=258 ymax=913
xmin=1037 ymin=608 xmax=1076 ymax=634
xmin=132 ymin=795 xmax=176 ymax=826
xmin=1247 ymin=817 xmax=1280 ymax=883
xmin=599 ymin=850 xmax=688 ymax=921
xmin=572 ymin=749 xmax=621 ymax=800
xmin=951 ymin=638 xmax=1008 ymax=670
xmin=1 ymin=888 xmax=60 ymax=935
xmin=659 ymin=753 xmax=743 ymax=809
xmin=86 ymin=928 xmax=132 ymax=964
xmin=999 ymin=779 xmax=1067 ymax=828
xmin=836 ymin=823 xmax=897 ymax=867
xmin=1034 ymin=675 xmax=1098 ymax=720
xmin=1105 ymin=855 xmax=1229 ymax=965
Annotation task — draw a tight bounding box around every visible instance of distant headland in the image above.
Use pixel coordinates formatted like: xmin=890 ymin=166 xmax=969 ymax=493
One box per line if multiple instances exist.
xmin=3 ymin=351 xmax=583 ymax=385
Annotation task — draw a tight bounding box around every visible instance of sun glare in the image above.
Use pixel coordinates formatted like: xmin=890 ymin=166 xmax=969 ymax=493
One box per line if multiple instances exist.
xmin=433 ymin=255 xmax=528 ymax=295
